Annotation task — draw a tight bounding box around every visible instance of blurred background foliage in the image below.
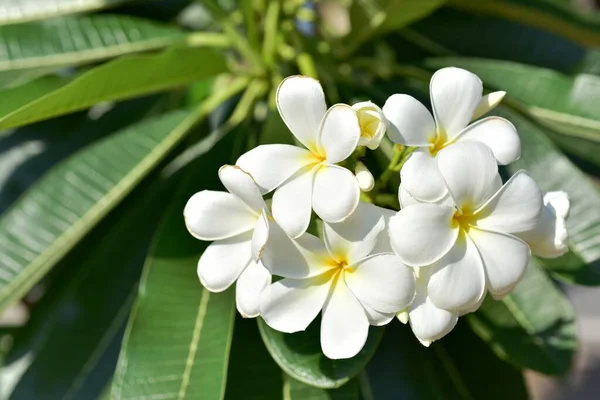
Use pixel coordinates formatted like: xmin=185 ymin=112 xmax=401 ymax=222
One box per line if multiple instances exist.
xmin=0 ymin=0 xmax=600 ymax=398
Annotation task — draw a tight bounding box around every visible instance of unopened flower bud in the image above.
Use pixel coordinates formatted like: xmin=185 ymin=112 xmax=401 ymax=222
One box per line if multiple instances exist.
xmin=355 ymin=162 xmax=375 ymax=192
xmin=352 ymin=101 xmax=387 ymax=150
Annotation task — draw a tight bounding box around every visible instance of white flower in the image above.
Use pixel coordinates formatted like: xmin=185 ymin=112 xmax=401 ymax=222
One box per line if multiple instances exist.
xmin=518 ymin=191 xmax=570 ymax=258
xmin=355 ymin=161 xmax=375 ymax=192
xmin=389 ymin=142 xmax=543 ymax=312
xmin=259 ymin=202 xmax=415 ymax=359
xmin=183 ymin=165 xmax=272 ymax=318
xmin=382 ymin=67 xmax=521 ymax=202
xmin=237 ymin=76 xmax=361 ymax=238
xmin=400 ymin=267 xmax=458 ymax=347
xmin=353 ymin=101 xmax=387 ymax=150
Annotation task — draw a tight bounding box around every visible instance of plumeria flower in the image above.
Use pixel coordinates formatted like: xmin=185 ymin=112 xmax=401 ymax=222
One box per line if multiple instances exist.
xmin=355 ymin=161 xmax=375 ymax=192
xmin=518 ymin=191 xmax=570 ymax=258
xmin=397 ymin=267 xmax=458 ymax=347
xmin=237 ymin=76 xmax=361 ymax=238
xmin=389 ymin=142 xmax=543 ymax=312
xmin=260 ymin=202 xmax=415 ymax=359
xmin=183 ymin=165 xmax=272 ymax=318
xmin=382 ymin=67 xmax=521 ymax=202
xmin=353 ymin=101 xmax=387 ymax=150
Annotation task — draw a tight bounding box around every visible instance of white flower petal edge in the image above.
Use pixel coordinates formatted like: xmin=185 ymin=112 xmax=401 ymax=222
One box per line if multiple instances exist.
xmin=400 ymin=149 xmax=449 ymax=202
xmin=276 ymin=75 xmax=327 ymax=153
xmin=260 ymin=273 xmax=333 ymax=333
xmin=430 ymin=67 xmax=483 ymax=140
xmin=382 ymin=94 xmax=434 ymax=146
xmin=218 ymin=164 xmax=266 ymax=213
xmin=389 ymin=204 xmax=458 ymax=267
xmin=455 ymin=117 xmax=521 ymax=165
xmin=318 ymin=104 xmax=361 ymax=164
xmin=407 ymin=267 xmax=458 ymax=346
xmin=197 ymin=232 xmax=252 ymax=292
xmin=312 ymin=164 xmax=360 ymax=223
xmin=321 ymin=278 xmax=370 ymax=359
xmin=236 ymin=261 xmax=272 ymax=318
xmin=518 ymin=191 xmax=570 ymax=258
xmin=472 ymin=91 xmax=506 ymax=121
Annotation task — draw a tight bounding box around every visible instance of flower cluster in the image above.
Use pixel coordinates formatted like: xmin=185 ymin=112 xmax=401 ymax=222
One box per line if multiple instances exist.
xmin=184 ymin=68 xmax=570 ymax=359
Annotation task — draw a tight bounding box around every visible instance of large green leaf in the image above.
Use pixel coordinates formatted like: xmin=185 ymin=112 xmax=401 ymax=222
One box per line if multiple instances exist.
xmin=0 ymin=46 xmax=227 ymax=130
xmin=0 ymin=80 xmax=247 ymax=314
xmin=258 ymin=318 xmax=384 ymax=389
xmin=410 ymin=7 xmax=587 ymax=73
xmin=448 ymin=0 xmax=600 ymax=47
xmin=285 ymin=376 xmax=359 ymax=400
xmin=468 ymin=261 xmax=576 ymax=375
xmin=424 ymin=58 xmax=600 ymax=165
xmin=8 ymin=176 xmax=172 ymax=400
xmin=0 ymin=0 xmax=132 ymax=25
xmin=111 ymin=132 xmax=240 ymax=399
xmin=0 ymin=15 xmax=184 ymax=72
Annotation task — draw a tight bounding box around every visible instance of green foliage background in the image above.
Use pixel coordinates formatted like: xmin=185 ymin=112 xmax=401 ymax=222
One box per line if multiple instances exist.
xmin=0 ymin=0 xmax=598 ymax=398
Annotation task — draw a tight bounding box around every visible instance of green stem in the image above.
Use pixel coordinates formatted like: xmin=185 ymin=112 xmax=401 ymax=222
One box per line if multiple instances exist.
xmin=241 ymin=0 xmax=259 ymax=49
xmin=376 ymin=144 xmax=405 ymax=190
xmin=296 ymin=52 xmax=318 ymax=78
xmin=185 ymin=32 xmax=231 ymax=48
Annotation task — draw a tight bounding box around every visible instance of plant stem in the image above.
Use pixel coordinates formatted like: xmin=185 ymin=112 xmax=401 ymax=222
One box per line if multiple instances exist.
xmin=185 ymin=32 xmax=231 ymax=48
xmin=262 ymin=0 xmax=281 ymax=67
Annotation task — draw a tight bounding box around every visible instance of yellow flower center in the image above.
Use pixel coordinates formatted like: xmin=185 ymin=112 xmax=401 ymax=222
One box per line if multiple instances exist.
xmin=358 ymin=110 xmax=380 ymax=139
xmin=428 ymin=129 xmax=448 ymax=156
xmin=451 ymin=206 xmax=479 ymax=233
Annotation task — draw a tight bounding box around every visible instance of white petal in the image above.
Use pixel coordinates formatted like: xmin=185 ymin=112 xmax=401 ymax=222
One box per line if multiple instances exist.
xmin=355 ymin=162 xmax=375 ymax=192
xmin=455 ymin=117 xmax=521 ymax=165
xmin=276 ymin=76 xmax=327 ymax=152
xmin=323 ymin=202 xmax=385 ymax=264
xmin=408 ymin=294 xmax=458 ymax=344
xmin=218 ymin=164 xmax=265 ymax=213
xmin=469 ymin=228 xmax=531 ymax=298
xmin=472 ymin=91 xmax=506 ymax=120
xmin=399 ymin=184 xmax=454 ymax=208
xmin=430 ymin=67 xmax=483 ymax=139
xmin=321 ymin=278 xmax=370 ymax=359
xmin=184 ymin=191 xmax=256 ymax=241
xmin=400 ymin=149 xmax=448 ymax=202
xmin=260 ymin=273 xmax=333 ymax=333
xmin=236 ymin=261 xmax=272 ymax=318
xmin=437 ymin=141 xmax=499 ymax=211
xmin=236 ymin=144 xmax=315 ymax=194
xmin=389 ymin=204 xmax=458 ymax=267
xmin=345 ymin=254 xmax=416 ymax=313
xmin=197 ymin=233 xmax=252 ymax=292
xmin=363 ymin=304 xmax=395 ymax=326
xmin=476 ymin=171 xmax=543 ymax=233
xmin=272 ymin=166 xmax=316 ymax=238
xmin=353 ymin=101 xmax=387 ymax=150
xmin=369 ymin=206 xmax=397 ymax=255
xmin=261 ymin=222 xmax=331 ymax=279
xmin=251 ymin=212 xmax=269 ymax=261
xmin=427 ymin=233 xmax=486 ymax=311
xmin=518 ymin=191 xmax=570 ymax=258
xmin=319 ymin=104 xmax=361 ymax=164
xmin=312 ymin=164 xmax=359 ymax=223
xmin=382 ymin=94 xmax=435 ymax=146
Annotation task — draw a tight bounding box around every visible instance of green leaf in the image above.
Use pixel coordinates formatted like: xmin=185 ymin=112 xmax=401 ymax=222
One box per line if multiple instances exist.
xmin=411 ymin=7 xmax=588 ymax=73
xmin=0 ymin=80 xmax=247 ymax=314
xmin=0 ymin=46 xmax=228 ymax=130
xmin=0 ymin=15 xmax=185 ymax=72
xmin=344 ymin=0 xmax=446 ymax=55
xmin=468 ymin=261 xmax=576 ymax=375
xmin=490 ymin=106 xmax=600 ymax=285
xmin=0 ymin=0 xmax=132 ymax=25
xmin=285 ymin=375 xmax=359 ymax=400
xmin=258 ymin=318 xmax=384 ymax=389
xmin=448 ymin=0 xmax=600 ymax=47
xmin=111 ymin=134 xmax=240 ymax=399
xmin=424 ymin=57 xmax=600 ymax=166
xmin=8 ymin=176 xmax=172 ymax=400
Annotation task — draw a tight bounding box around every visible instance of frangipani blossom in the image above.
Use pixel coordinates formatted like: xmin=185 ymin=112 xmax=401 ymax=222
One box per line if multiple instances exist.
xmin=383 ymin=67 xmax=521 ymax=202
xmin=237 ymin=76 xmax=361 ymax=238
xmin=398 ymin=267 xmax=458 ymax=347
xmin=353 ymin=101 xmax=387 ymax=150
xmin=389 ymin=142 xmax=543 ymax=312
xmin=260 ymin=202 xmax=415 ymax=359
xmin=518 ymin=191 xmax=570 ymax=258
xmin=183 ymin=165 xmax=271 ymax=318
